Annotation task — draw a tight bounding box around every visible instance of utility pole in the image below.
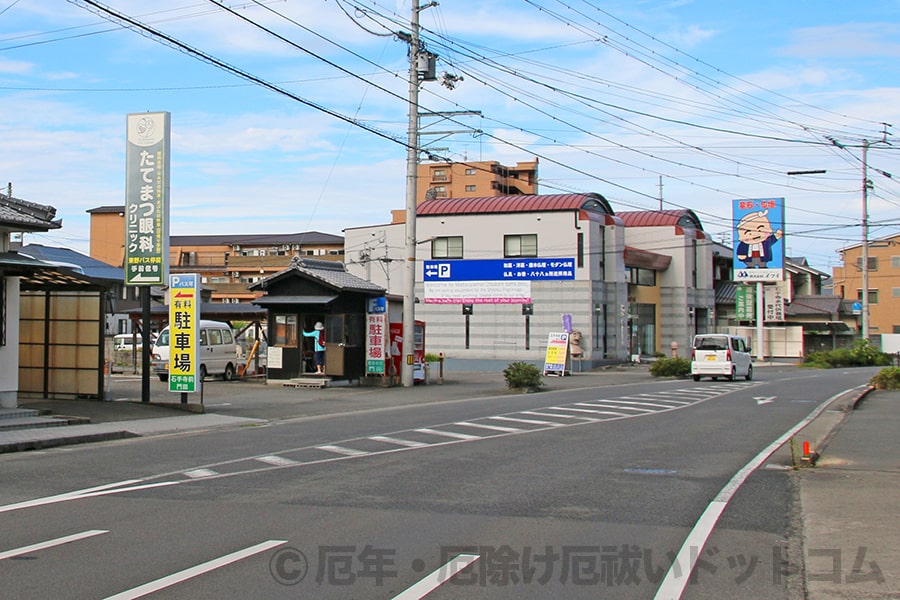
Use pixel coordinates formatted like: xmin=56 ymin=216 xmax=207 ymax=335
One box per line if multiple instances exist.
xmin=861 ymin=139 xmax=871 ymax=341
xmin=401 ymin=2 xmax=437 ymax=387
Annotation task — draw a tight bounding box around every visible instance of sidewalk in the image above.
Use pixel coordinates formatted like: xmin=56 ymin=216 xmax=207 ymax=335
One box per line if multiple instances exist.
xmin=1 ymin=366 xmax=897 ymax=598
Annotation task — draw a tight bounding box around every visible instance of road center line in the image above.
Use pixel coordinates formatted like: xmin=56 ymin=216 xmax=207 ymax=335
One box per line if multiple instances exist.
xmin=103 ymin=540 xmax=287 ymax=600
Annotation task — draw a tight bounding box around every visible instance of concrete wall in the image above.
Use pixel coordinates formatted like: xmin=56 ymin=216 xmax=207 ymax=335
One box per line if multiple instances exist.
xmin=0 ymin=276 xmax=20 ymax=408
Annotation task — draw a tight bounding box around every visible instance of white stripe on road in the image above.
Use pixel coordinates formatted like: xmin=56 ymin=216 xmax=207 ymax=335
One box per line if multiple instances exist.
xmin=255 ymin=455 xmax=299 ymax=467
xmin=183 ymin=469 xmax=218 ymax=479
xmin=369 ymin=435 xmax=428 ymax=448
xmin=391 ymin=554 xmax=481 ymax=600
xmin=520 ymin=410 xmax=594 ymax=421
xmin=454 ymin=421 xmax=522 ymax=433
xmin=652 ymin=386 xmax=860 ymax=600
xmin=576 ymin=402 xmax=654 ymax=413
xmin=0 ymin=530 xmax=108 ymax=561
xmin=103 ymin=540 xmax=287 ymax=600
xmin=543 ymin=406 xmax=628 ymax=417
xmin=488 ymin=416 xmax=565 ymax=427
xmin=414 ymin=428 xmax=481 ymax=440
xmin=618 ymin=395 xmax=690 ymax=405
xmin=0 ymin=480 xmax=179 ymax=515
xmin=316 ymin=445 xmax=369 ymax=457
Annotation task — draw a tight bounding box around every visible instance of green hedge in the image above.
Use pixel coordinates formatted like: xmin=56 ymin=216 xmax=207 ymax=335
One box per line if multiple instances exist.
xmin=650 ymin=357 xmax=691 ymax=378
xmin=803 ymin=340 xmax=891 ymax=369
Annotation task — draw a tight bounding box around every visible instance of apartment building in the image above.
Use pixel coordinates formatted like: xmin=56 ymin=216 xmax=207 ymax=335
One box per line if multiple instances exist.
xmin=416 ymin=159 xmax=538 ymax=204
xmin=87 ymin=206 xmax=344 ymax=303
xmin=832 ymin=233 xmax=900 ymax=336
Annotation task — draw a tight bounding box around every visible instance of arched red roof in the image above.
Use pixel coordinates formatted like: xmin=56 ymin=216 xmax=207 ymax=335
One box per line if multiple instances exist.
xmin=617 ymin=209 xmax=704 ymax=230
xmin=417 ymin=193 xmax=614 ymax=217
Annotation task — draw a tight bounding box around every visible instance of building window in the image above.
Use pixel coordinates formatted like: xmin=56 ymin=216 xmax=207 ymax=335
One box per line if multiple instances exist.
xmin=504 ymin=234 xmax=538 ymax=258
xmin=432 ymin=169 xmax=447 ymax=181
xmin=273 ymin=314 xmax=298 ymax=347
xmin=433 ymin=185 xmax=446 ymax=197
xmin=856 ymin=289 xmax=879 ymax=304
xmin=465 ymin=168 xmax=476 ymax=175
xmin=893 ymin=287 xmax=900 ymax=298
xmin=892 ymin=256 xmax=900 ymax=269
xmin=465 ymin=185 xmax=476 ymax=192
xmin=855 ymin=256 xmax=878 ymax=271
xmin=432 ymin=236 xmax=463 ymax=259
xmin=627 ymin=267 xmax=656 ymax=286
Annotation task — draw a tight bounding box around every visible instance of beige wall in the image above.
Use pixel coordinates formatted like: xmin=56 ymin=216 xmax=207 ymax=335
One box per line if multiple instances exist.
xmin=833 ymin=239 xmax=900 ymax=335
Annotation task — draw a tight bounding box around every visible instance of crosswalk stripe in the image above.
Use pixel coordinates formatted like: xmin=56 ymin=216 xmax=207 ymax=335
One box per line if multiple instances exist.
xmin=454 ymin=421 xmax=521 ymax=433
xmin=543 ymin=406 xmax=628 ymax=417
xmin=577 ymin=402 xmax=654 ymax=413
xmin=369 ymin=435 xmax=428 ymax=448
xmin=606 ymin=398 xmax=686 ymax=409
xmin=520 ymin=410 xmax=590 ymax=420
xmin=489 ymin=416 xmax=564 ymax=427
xmin=414 ymin=428 xmax=481 ymax=440
xmin=317 ymin=445 xmax=369 ymax=457
xmin=183 ymin=468 xmax=218 ymax=479
xmin=255 ymin=455 xmax=299 ymax=466
xmin=619 ymin=395 xmax=690 ymax=405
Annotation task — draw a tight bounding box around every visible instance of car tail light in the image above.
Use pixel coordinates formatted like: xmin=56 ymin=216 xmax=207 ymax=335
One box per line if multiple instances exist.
xmin=691 ymin=348 xmax=696 ymax=360
xmin=726 ymin=349 xmax=732 ymax=361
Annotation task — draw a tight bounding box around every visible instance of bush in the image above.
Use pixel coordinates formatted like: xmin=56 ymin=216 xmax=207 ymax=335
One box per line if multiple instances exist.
xmin=650 ymin=357 xmax=691 ymax=378
xmin=503 ymin=361 xmax=544 ymax=390
xmin=869 ymin=366 xmax=900 ymax=389
xmin=802 ymin=340 xmax=891 ymax=368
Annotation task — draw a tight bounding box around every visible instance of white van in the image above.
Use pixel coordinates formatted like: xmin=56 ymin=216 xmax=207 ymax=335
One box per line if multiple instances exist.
xmin=690 ymin=334 xmax=753 ymax=381
xmin=113 ymin=333 xmax=156 ymax=352
xmin=151 ymin=320 xmax=240 ymax=382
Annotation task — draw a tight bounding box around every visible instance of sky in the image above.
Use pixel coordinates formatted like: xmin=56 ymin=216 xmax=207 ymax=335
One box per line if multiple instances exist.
xmin=2 ymin=0 xmax=900 ymax=274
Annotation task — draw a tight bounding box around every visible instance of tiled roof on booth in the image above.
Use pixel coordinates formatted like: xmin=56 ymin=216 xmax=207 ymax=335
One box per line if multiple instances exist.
xmin=1 ymin=195 xmax=62 ymax=232
xmin=416 ymin=193 xmax=614 ymax=216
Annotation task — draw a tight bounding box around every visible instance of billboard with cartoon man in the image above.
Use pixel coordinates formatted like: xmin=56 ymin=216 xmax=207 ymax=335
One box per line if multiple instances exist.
xmin=733 ymin=198 xmax=785 ymax=282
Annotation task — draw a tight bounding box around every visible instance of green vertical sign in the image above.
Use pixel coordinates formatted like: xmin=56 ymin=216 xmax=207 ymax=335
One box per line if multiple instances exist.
xmin=125 ymin=112 xmax=170 ymax=286
xmin=736 ymin=286 xmax=755 ymax=321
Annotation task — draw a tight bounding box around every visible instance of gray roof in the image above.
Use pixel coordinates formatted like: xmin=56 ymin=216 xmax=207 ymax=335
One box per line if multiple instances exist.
xmin=785 ymin=295 xmax=843 ymax=316
xmin=250 ymin=257 xmax=385 ymax=294
xmin=0 ymin=196 xmax=62 ymax=232
xmin=19 ymin=244 xmax=124 ymax=281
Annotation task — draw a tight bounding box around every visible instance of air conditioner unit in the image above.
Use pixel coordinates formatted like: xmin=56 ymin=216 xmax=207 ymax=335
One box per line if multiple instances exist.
xmin=233 ymin=245 xmax=241 ymax=251
xmin=282 ymin=244 xmax=290 ymax=251
xmin=232 ymin=272 xmax=240 ymax=277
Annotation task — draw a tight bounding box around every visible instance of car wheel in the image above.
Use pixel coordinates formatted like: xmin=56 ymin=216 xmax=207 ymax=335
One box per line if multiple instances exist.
xmin=224 ymin=363 xmax=235 ymax=381
xmin=199 ymin=364 xmax=208 ymax=381
xmin=158 ymin=374 xmax=168 ymax=382
xmin=728 ymin=366 xmax=736 ymax=382
xmin=745 ymin=364 xmax=753 ymax=381
xmin=693 ymin=375 xmax=701 ymax=382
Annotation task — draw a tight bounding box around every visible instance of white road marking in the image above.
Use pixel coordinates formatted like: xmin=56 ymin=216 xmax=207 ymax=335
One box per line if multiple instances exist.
xmin=542 ymin=406 xmax=628 ymax=417
xmin=653 ymin=386 xmax=856 ymax=600
xmin=255 ymin=455 xmax=299 ymax=467
xmin=596 ymin=398 xmax=686 ymax=409
xmin=576 ymin=402 xmax=654 ymax=413
xmin=391 ymin=553 xmax=481 ymax=600
xmin=0 ymin=480 xmax=179 ymax=515
xmin=520 ymin=410 xmax=594 ymax=421
xmin=369 ymin=435 xmax=428 ymax=448
xmin=103 ymin=540 xmax=287 ymax=600
xmin=183 ymin=469 xmax=218 ymax=479
xmin=454 ymin=421 xmax=521 ymax=433
xmin=488 ymin=415 xmax=564 ymax=427
xmin=414 ymin=428 xmax=481 ymax=440
xmin=316 ymin=444 xmax=370 ymax=457
xmin=0 ymin=530 xmax=108 ymax=561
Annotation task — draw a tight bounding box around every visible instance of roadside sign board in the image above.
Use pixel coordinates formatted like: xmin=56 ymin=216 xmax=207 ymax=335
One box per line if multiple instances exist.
xmin=736 ymin=286 xmax=755 ymax=321
xmin=543 ymin=332 xmax=570 ymax=376
xmin=168 ymin=273 xmax=199 ymax=393
xmin=366 ymin=313 xmax=387 ymax=375
xmin=125 ymin=112 xmax=170 ymax=286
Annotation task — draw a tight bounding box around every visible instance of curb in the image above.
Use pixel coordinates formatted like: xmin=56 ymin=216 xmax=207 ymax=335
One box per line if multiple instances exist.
xmin=0 ymin=430 xmax=138 ymax=454
xmin=770 ymin=385 xmax=873 ymax=468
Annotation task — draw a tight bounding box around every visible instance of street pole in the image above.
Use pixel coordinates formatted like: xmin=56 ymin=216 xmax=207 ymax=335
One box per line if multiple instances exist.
xmin=861 ymin=139 xmax=870 ymax=341
xmin=401 ymin=4 xmax=423 ymax=388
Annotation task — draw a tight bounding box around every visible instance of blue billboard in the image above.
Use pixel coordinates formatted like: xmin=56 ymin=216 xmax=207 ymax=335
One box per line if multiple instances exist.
xmin=733 ymin=198 xmax=785 ymax=282
xmin=424 ymin=258 xmax=575 ymax=282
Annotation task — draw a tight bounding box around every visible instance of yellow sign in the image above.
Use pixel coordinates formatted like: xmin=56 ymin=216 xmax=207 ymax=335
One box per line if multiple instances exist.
xmin=168 ymin=273 xmax=199 ymax=392
xmin=543 ymin=332 xmax=569 ymax=376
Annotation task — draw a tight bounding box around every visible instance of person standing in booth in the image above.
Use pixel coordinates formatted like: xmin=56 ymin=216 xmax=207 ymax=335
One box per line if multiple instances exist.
xmin=302 ymin=321 xmax=326 ymax=374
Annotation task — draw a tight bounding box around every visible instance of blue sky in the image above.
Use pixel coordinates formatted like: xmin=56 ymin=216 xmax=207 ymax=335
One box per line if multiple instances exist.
xmin=2 ymin=0 xmax=900 ymax=273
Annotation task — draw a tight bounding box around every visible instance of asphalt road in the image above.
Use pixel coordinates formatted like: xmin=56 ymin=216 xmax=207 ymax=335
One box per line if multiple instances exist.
xmin=0 ymin=366 xmax=880 ymax=599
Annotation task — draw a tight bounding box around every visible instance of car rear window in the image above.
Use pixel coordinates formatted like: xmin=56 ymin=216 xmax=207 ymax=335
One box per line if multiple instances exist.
xmin=694 ymin=336 xmax=727 ymax=350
